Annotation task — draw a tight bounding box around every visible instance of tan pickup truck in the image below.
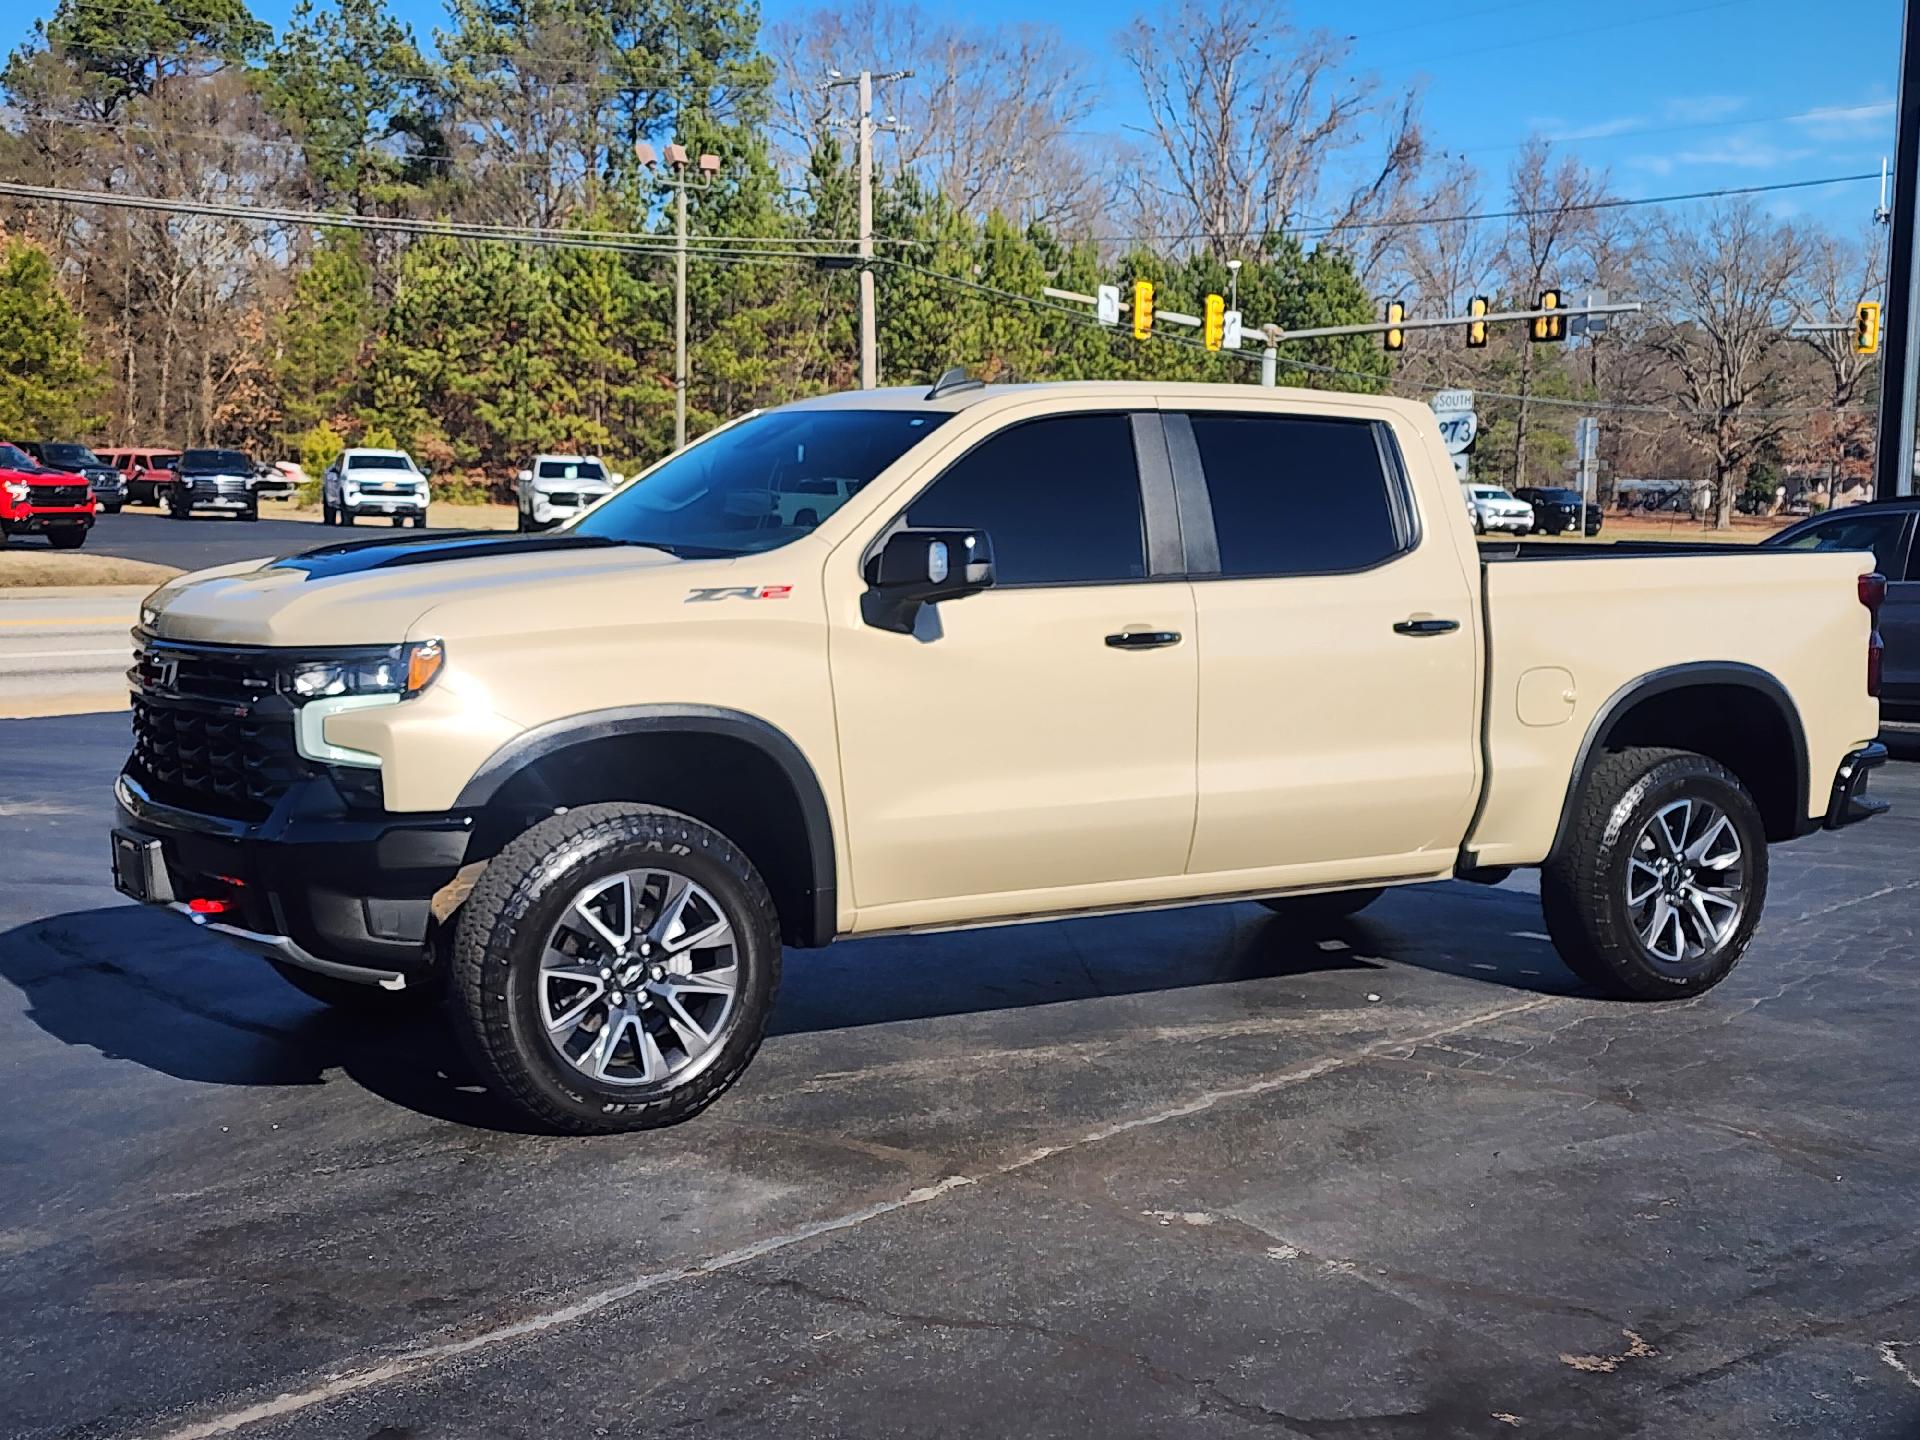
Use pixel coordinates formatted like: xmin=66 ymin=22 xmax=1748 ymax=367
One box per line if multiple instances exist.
xmin=110 ymin=379 xmax=1889 ymax=1133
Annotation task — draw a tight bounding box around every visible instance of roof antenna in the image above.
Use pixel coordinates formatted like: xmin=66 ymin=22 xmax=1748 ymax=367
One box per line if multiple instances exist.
xmin=924 ymin=365 xmax=985 ymax=400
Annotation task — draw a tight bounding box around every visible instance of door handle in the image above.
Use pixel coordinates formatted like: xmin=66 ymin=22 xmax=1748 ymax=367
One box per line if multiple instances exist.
xmin=1105 ymin=629 xmax=1183 ymax=650
xmin=1393 ymin=617 xmax=1460 ymax=636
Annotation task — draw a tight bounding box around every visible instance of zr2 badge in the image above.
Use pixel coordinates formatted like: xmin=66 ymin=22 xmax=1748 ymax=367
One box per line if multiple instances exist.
xmin=685 ymin=585 xmax=793 ymax=603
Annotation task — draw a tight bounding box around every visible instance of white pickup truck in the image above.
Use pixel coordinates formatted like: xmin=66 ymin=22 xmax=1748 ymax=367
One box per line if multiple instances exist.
xmin=114 ymin=380 xmax=1888 ymax=1134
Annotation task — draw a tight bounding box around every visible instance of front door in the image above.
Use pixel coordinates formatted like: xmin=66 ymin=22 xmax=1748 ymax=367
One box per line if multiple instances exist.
xmin=829 ymin=409 xmax=1198 ymax=926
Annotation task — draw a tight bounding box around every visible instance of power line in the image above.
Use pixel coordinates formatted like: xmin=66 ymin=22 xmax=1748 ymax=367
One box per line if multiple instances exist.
xmin=1073 ymin=171 xmax=1883 ymax=246
xmin=0 ymin=180 xmax=861 ymax=259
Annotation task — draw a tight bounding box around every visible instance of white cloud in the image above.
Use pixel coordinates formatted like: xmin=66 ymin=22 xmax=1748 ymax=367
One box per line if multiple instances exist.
xmin=1541 ymin=115 xmax=1646 ymax=142
xmin=1790 ymin=100 xmax=1895 ymax=140
xmin=1662 ymin=95 xmax=1746 ymax=124
xmin=1629 ymin=134 xmax=1815 ymax=177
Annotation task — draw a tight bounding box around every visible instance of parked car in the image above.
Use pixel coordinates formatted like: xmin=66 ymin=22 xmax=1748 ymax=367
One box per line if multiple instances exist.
xmin=22 ymin=442 xmax=127 ymax=512
xmin=114 ymin=381 xmax=1888 ymax=1134
xmin=0 ymin=441 xmax=96 ymax=547
xmin=1464 ymin=484 xmax=1535 ymax=535
xmin=97 ymin=447 xmax=182 ymax=507
xmin=516 ymin=454 xmax=615 ymax=531
xmin=166 ymin=448 xmax=260 ymax=521
xmin=1765 ymin=497 xmax=1920 ymax=722
xmin=1513 ymin=486 xmax=1604 ymax=537
xmin=255 ymin=460 xmax=305 ymax=498
xmin=323 ymin=448 xmax=430 ymax=527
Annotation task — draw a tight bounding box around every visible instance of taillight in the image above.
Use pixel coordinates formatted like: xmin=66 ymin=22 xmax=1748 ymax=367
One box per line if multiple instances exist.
xmin=1861 ymin=571 xmax=1886 ymax=698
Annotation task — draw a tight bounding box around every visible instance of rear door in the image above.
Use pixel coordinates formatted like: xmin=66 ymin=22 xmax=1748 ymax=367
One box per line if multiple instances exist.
xmin=830 ymin=408 xmax=1199 ymax=922
xmin=1169 ymin=405 xmax=1481 ymax=884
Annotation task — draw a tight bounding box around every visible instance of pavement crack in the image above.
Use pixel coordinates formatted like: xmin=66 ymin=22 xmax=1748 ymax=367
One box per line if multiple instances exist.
xmin=145 ymin=994 xmax=1557 ymax=1440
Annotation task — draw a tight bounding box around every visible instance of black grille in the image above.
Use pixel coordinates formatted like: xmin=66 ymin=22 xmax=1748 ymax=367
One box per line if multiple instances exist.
xmin=544 ymin=491 xmax=582 ymax=507
xmin=31 ymin=484 xmax=89 ymax=507
xmin=127 ymin=642 xmax=299 ymax=820
xmin=184 ymin=478 xmax=251 ymax=500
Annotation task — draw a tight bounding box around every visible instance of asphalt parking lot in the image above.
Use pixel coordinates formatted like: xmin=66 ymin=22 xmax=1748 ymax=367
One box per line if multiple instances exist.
xmin=3 ymin=715 xmax=1918 ymax=1439
xmin=74 ymin=507 xmax=461 ymax=570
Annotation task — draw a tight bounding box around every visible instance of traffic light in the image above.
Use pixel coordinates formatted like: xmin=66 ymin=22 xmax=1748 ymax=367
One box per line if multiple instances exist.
xmin=1132 ymin=280 xmax=1155 ymax=341
xmin=1467 ymin=295 xmax=1489 ymax=348
xmin=1856 ymin=300 xmax=1882 ymax=356
xmin=1385 ymin=301 xmax=1406 ymax=352
xmin=1203 ymin=293 xmax=1226 ymax=351
xmin=1531 ymin=289 xmax=1564 ymax=342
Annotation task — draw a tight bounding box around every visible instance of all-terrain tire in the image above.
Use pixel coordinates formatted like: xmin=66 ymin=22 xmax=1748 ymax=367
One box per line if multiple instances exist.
xmin=448 ymin=804 xmax=781 ymax=1134
xmin=47 ymin=529 xmax=87 ymax=549
xmin=268 ymin=959 xmax=442 ymax=1018
xmin=1540 ymin=746 xmax=1767 ymax=999
xmin=1258 ymin=887 xmax=1384 ymax=922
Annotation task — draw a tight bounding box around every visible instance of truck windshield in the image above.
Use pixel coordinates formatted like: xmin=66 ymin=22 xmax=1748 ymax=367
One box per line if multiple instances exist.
xmin=573 ymin=409 xmax=949 ymax=556
xmin=538 ymin=460 xmax=606 ymax=481
xmin=42 ymin=444 xmax=102 ymax=467
xmin=180 ymin=449 xmax=252 ymax=473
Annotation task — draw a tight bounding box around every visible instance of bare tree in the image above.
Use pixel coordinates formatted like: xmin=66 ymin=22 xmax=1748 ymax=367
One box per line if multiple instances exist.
xmin=768 ymin=2 xmax=1101 ymax=231
xmin=1500 ymin=138 xmax=1612 ymax=485
xmin=1640 ymin=201 xmax=1806 ymax=528
xmin=1117 ymin=0 xmax=1427 ymax=259
xmin=1786 ymin=226 xmax=1885 ymax=501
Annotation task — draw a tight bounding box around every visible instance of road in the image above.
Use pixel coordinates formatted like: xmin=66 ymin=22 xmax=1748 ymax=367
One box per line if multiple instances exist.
xmin=80 ymin=507 xmax=463 ymax=571
xmin=2 ymin=714 xmax=1917 ymax=1439
xmin=0 ymin=589 xmax=137 ymax=717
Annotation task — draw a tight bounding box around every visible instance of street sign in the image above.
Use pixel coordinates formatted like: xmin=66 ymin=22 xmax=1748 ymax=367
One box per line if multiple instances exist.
xmin=1431 ymin=388 xmax=1474 ymax=415
xmin=1435 ymin=412 xmax=1479 ymax=455
xmin=1222 ymin=309 xmax=1243 ymax=350
xmin=1452 ymin=453 xmax=1470 ymax=481
xmin=1096 ymin=285 xmax=1120 ymax=327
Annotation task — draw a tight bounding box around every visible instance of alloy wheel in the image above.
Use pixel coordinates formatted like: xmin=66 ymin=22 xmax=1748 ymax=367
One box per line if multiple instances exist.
xmin=1625 ymin=795 xmax=1746 ymax=971
xmin=537 ymin=868 xmax=741 ymax=1088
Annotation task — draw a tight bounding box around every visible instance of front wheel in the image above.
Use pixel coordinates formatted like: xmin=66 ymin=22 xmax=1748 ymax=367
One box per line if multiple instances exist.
xmin=168 ymin=496 xmax=190 ymax=520
xmin=410 ymin=512 xmax=428 ymax=528
xmin=1541 ymin=747 xmax=1767 ymax=999
xmin=104 ymin=503 xmax=123 ymax=514
xmin=47 ymin=529 xmax=86 ymax=549
xmin=448 ymin=804 xmax=781 ymax=1134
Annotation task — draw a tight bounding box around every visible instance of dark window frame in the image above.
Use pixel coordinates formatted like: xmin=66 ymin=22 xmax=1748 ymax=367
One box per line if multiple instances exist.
xmin=868 ymin=409 xmax=1185 ymax=590
xmin=1164 ymin=411 xmax=1422 ymax=580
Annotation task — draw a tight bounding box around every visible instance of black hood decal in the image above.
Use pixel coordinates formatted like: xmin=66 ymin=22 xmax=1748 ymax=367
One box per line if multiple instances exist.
xmin=271 ymin=530 xmax=631 ymax=580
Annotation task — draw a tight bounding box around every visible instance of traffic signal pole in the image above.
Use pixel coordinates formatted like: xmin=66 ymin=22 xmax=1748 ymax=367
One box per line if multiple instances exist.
xmin=1876 ymin=0 xmax=1920 ymax=499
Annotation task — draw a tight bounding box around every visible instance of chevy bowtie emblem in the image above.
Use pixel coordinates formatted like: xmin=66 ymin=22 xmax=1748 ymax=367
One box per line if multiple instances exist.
xmin=153 ymin=656 xmax=179 ymax=690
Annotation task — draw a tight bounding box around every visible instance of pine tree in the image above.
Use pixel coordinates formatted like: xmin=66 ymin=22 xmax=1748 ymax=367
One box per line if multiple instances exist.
xmin=0 ymin=235 xmax=104 ymax=438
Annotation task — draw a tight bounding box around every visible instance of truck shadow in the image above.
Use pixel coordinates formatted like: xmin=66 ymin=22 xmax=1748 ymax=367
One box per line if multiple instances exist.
xmin=0 ymin=885 xmax=1580 ymax=1130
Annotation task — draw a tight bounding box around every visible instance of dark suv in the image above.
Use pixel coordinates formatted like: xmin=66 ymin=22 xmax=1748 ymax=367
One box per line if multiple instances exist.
xmin=23 ymin=442 xmax=128 ymax=512
xmin=168 ymin=448 xmax=259 ymax=521
xmin=1514 ymin=486 xmax=1603 ymax=536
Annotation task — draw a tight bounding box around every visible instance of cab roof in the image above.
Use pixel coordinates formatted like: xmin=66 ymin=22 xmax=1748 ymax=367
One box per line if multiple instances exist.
xmin=773 ymin=379 xmax=1435 ymax=424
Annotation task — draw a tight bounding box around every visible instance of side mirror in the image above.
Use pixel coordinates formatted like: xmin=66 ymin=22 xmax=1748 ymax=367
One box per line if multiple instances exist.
xmin=517 ymin=469 xmax=532 ymax=482
xmin=862 ymin=528 xmax=995 ymax=633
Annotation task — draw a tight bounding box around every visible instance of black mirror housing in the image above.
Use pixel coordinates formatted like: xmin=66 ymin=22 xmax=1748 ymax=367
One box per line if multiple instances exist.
xmin=863 ymin=528 xmax=995 ymax=633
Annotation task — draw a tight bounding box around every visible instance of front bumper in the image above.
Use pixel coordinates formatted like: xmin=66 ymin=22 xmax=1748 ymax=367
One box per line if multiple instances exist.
xmin=112 ymin=772 xmax=475 ymax=987
xmin=344 ymin=493 xmax=428 ymax=515
xmin=1825 ymin=742 xmax=1890 ymax=829
xmin=4 ymin=509 xmax=93 ymax=533
xmin=1482 ymin=514 xmax=1533 ymax=533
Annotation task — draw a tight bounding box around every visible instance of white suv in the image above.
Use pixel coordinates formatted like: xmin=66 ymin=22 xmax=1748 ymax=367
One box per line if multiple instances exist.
xmin=517 ymin=455 xmax=616 ymax=531
xmin=1464 ymin=484 xmax=1535 ymax=536
xmin=323 ymin=449 xmax=431 ymax=528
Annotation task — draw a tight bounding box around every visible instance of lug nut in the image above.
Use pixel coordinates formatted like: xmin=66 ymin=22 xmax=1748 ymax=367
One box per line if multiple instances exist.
xmin=609 ymin=991 xmax=623 ymax=1005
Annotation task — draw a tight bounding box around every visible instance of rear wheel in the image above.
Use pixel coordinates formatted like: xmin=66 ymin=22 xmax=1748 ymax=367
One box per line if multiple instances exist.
xmin=1541 ymin=747 xmax=1766 ymax=999
xmin=449 ymin=804 xmax=781 ymax=1134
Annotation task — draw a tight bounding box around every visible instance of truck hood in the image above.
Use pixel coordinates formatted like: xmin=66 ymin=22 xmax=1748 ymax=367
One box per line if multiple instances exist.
xmin=343 ymin=467 xmax=423 ymax=483
xmin=146 ymin=532 xmax=690 ymax=646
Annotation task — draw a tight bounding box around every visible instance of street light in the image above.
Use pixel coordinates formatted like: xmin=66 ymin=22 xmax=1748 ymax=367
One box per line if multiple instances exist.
xmin=1227 ymin=258 xmax=1241 ymax=312
xmin=637 ymin=139 xmax=725 ymax=451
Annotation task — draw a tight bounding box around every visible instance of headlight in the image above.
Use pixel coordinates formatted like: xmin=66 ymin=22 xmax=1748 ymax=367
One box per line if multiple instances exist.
xmin=285 ymin=639 xmax=444 ymax=700
xmin=4 ymin=482 xmax=27 ymax=503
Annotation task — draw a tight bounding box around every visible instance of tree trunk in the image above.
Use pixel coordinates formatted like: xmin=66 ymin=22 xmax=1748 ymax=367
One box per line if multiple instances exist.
xmin=1714 ymin=454 xmax=1736 ymax=530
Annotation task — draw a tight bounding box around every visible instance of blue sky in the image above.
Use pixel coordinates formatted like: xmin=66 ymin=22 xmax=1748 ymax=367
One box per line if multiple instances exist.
xmin=4 ymin=0 xmax=1902 ymax=230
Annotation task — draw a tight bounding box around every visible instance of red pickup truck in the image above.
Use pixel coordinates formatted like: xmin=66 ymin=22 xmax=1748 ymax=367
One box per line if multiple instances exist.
xmin=0 ymin=441 xmax=97 ymax=548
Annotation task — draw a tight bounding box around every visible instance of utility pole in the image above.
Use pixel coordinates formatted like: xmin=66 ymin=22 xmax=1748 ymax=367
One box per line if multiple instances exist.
xmin=1876 ymin=0 xmax=1920 ymax=499
xmin=827 ymin=68 xmax=911 ymax=389
xmin=637 ymin=141 xmax=722 ymax=452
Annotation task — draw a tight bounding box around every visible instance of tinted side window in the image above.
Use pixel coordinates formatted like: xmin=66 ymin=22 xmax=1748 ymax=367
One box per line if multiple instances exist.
xmin=905 ymin=414 xmax=1146 ymax=585
xmin=1186 ymin=413 xmax=1406 ymax=577
xmin=1778 ymin=512 xmax=1909 ymax=575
